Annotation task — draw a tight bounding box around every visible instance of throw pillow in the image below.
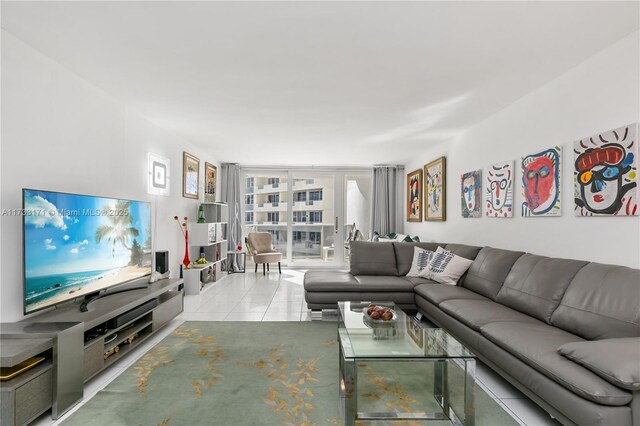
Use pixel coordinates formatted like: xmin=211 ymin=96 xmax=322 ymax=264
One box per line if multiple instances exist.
xmin=419 ymin=246 xmax=473 ymax=285
xmin=412 ymin=236 xmax=421 ymax=242
xmin=407 ymin=247 xmax=435 ymax=277
xmin=394 ymin=233 xmax=407 ymax=242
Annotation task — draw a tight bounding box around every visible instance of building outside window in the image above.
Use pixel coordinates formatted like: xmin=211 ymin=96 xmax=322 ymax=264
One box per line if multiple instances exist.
xmin=267 ymin=212 xmax=280 ymax=223
xmin=267 ymin=178 xmax=279 ymax=185
xmin=246 ymin=177 xmax=254 ymax=193
xmin=293 ymin=211 xmax=306 ymax=223
xmin=308 ymin=211 xmax=322 ymax=223
xmin=269 ymin=230 xmax=285 ymax=244
xmin=309 ymin=190 xmax=323 ymax=201
xmin=245 ymin=212 xmax=254 ymax=223
xmin=268 ymin=194 xmax=280 ymax=203
xmin=293 ymin=231 xmax=307 ymax=242
xmin=245 ymin=194 xmax=254 ymax=205
xmin=309 ymin=232 xmax=321 ymax=243
xmin=294 ymin=192 xmax=306 ymax=202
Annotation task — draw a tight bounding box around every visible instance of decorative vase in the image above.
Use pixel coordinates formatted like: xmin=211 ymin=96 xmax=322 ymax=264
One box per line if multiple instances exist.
xmin=197 ymin=205 xmax=205 ymax=223
xmin=183 ymin=230 xmax=191 ymax=268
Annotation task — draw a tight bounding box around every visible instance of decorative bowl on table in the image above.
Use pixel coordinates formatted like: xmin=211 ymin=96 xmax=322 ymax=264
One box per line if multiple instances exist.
xmin=190 ymin=258 xmax=210 ymax=268
xmin=362 ymin=304 xmax=398 ymax=339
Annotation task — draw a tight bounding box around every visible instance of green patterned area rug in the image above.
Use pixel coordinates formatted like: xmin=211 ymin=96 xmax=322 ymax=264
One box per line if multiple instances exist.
xmin=63 ymin=322 xmax=517 ymax=426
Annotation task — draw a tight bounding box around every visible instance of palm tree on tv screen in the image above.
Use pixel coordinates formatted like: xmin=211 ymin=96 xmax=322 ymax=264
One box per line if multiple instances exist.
xmin=95 ymin=200 xmax=139 ymax=256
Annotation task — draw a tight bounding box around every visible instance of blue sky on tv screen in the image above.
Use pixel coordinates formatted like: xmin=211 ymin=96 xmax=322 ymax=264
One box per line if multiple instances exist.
xmin=23 ymin=190 xmax=151 ymax=278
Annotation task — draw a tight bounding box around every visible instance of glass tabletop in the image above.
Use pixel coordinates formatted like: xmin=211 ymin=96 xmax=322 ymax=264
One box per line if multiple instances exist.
xmin=338 ymin=301 xmax=476 ymax=359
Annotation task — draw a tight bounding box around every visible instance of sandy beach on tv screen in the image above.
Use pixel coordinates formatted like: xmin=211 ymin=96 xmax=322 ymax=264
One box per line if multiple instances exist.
xmin=28 ymin=265 xmax=149 ymax=312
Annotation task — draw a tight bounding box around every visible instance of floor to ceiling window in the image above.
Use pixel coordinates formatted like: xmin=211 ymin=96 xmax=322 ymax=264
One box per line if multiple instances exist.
xmin=242 ymin=168 xmax=372 ymax=268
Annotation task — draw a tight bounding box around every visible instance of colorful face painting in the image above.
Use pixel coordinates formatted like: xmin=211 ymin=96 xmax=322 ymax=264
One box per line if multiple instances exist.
xmin=521 ymin=147 xmax=561 ymax=217
xmin=485 ymin=161 xmax=514 ymax=218
xmin=406 ymin=169 xmax=422 ymax=222
xmin=461 ymin=170 xmax=482 ymax=218
xmin=574 ymin=124 xmax=638 ymax=216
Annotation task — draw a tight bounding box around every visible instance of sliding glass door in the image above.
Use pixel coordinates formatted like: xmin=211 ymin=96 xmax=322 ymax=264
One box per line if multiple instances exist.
xmin=290 ymin=172 xmax=337 ymax=266
xmin=243 ymin=171 xmax=288 ymax=268
xmin=242 ymin=168 xmax=372 ymax=268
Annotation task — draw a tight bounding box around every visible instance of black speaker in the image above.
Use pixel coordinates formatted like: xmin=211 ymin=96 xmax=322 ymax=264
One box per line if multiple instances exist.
xmin=155 ymin=251 xmax=169 ymax=274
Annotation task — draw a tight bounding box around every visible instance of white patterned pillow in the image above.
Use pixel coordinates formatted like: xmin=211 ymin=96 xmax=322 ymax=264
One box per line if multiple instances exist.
xmin=419 ymin=246 xmax=473 ymax=285
xmin=406 ymin=247 xmax=435 ymax=277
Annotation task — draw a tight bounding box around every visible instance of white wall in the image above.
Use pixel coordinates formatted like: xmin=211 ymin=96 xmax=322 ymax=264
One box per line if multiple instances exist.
xmin=0 ymin=31 xmax=220 ymax=322
xmin=405 ymin=31 xmax=640 ymax=268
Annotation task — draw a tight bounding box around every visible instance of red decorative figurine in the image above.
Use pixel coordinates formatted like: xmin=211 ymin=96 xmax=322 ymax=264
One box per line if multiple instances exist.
xmin=174 ymin=216 xmax=190 ymax=268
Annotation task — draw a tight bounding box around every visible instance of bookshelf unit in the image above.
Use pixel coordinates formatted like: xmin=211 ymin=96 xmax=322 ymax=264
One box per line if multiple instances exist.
xmin=186 ymin=203 xmax=229 ymax=295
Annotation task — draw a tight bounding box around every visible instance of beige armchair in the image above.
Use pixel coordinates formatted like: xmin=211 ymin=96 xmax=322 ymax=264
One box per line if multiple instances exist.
xmin=246 ymin=232 xmax=283 ymax=275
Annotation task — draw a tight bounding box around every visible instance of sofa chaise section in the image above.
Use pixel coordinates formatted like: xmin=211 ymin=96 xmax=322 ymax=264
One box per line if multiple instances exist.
xmin=303 ymin=241 xmax=482 ymax=310
xmin=304 ymin=270 xmax=418 ymax=310
xmin=416 ymin=253 xmax=640 ymax=426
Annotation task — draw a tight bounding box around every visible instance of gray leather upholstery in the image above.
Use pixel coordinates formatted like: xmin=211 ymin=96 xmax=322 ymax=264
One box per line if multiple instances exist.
xmin=349 ymin=241 xmax=398 ymax=276
xmin=481 ymin=321 xmax=632 ymax=406
xmin=305 ymin=290 xmax=415 ymax=306
xmin=303 ymin=271 xmax=414 ymax=292
xmin=303 ymin=271 xmax=359 ymax=291
xmin=402 ymin=276 xmax=438 ymax=285
xmin=353 ymin=276 xmax=417 ymax=292
xmin=496 ymin=254 xmax=588 ymax=323
xmin=444 ymin=243 xmax=482 ymax=260
xmin=551 ymin=263 xmax=640 ymax=340
xmin=419 ymin=296 xmax=633 ymax=426
xmin=462 ymin=247 xmax=524 ymax=300
xmin=439 ymin=299 xmax=541 ymax=331
xmin=393 ymin=242 xmax=444 ymax=276
xmin=558 ymin=338 xmax=640 ymax=391
xmin=476 ymin=328 xmax=633 ymax=426
xmin=414 ymin=283 xmax=488 ymax=305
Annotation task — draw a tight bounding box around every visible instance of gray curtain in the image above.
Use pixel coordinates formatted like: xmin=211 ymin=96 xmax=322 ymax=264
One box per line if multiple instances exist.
xmin=371 ymin=165 xmax=404 ymax=236
xmin=220 ymin=163 xmax=242 ymax=271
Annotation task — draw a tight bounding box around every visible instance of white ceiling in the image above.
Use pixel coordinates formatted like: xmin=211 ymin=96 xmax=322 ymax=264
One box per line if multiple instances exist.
xmin=2 ymin=1 xmax=639 ymax=166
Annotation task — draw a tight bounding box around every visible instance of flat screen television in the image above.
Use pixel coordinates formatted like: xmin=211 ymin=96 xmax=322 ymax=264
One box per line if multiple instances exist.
xmin=23 ymin=189 xmax=152 ymax=314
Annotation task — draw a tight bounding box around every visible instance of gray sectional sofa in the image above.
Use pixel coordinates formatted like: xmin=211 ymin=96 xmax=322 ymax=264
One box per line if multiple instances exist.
xmin=303 ymin=241 xmax=640 ymax=426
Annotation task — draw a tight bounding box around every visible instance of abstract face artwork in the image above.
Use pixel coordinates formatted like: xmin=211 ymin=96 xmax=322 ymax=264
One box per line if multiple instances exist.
xmin=485 ymin=161 xmax=513 ymax=218
xmin=406 ymin=169 xmax=422 ymax=222
xmin=522 ymin=146 xmax=561 ymax=216
xmin=574 ymin=124 xmax=638 ymax=216
xmin=424 ymin=157 xmax=446 ymax=221
xmin=461 ymin=170 xmax=482 ymax=218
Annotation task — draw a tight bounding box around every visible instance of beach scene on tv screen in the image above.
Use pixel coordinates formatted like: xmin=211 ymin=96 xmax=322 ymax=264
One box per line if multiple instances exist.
xmin=24 ymin=190 xmax=152 ymax=313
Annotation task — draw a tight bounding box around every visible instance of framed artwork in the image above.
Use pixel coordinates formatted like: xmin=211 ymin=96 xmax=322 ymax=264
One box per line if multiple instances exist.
xmin=147 ymin=152 xmax=170 ymax=196
xmin=461 ymin=169 xmax=482 ymax=218
xmin=205 ymin=162 xmax=217 ymax=203
xmin=522 ymin=146 xmax=561 ymax=217
xmin=406 ymin=169 xmax=423 ymax=222
xmin=182 ymin=151 xmax=200 ymax=199
xmin=485 ymin=161 xmax=514 ymax=218
xmin=424 ymin=157 xmax=446 ymax=221
xmin=574 ymin=123 xmax=638 ymax=216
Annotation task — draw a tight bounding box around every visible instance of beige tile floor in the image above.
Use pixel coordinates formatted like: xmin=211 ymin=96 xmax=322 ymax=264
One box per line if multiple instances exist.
xmin=33 ymin=269 xmax=560 ymax=426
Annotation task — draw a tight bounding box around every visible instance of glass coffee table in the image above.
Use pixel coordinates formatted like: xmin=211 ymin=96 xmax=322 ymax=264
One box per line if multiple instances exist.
xmin=338 ymin=301 xmax=476 ymax=426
